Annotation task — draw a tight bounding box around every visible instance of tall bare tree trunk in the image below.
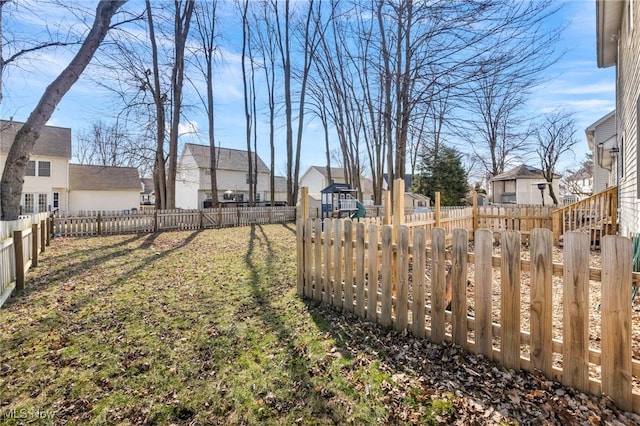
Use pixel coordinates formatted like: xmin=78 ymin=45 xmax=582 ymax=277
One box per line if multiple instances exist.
xmin=0 ymin=1 xmax=126 ymax=220
xmin=166 ymin=0 xmax=194 ymax=209
xmin=240 ymin=0 xmax=254 ymax=206
xmin=146 ymin=0 xmax=167 ymax=210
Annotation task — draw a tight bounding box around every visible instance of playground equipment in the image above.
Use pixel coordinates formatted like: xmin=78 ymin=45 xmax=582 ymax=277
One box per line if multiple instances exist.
xmin=320 ymin=182 xmax=366 ymax=220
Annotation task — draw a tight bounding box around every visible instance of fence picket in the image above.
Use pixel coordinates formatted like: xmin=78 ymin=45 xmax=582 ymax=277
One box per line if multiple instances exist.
xmin=323 ymin=219 xmax=333 ymax=305
xmin=395 ymin=226 xmax=409 ymax=331
xmin=343 ymin=220 xmax=354 ymax=313
xmin=452 ymin=229 xmax=469 ymax=348
xmin=601 ymin=235 xmax=633 ymax=411
xmin=355 ymin=223 xmax=365 ymax=317
xmin=501 ymin=230 xmax=521 ymax=371
xmin=333 ymin=219 xmax=343 ymax=309
xmin=380 ymin=225 xmax=393 ymax=328
xmin=314 ymin=218 xmax=323 ymax=302
xmin=562 ymin=231 xmax=590 ymax=393
xmin=431 ymin=228 xmax=446 ymax=343
xmin=530 ymin=228 xmax=553 ymax=377
xmin=412 ymin=228 xmax=426 ymax=338
xmin=474 ymin=229 xmax=493 ymax=358
xmin=367 ymin=224 xmax=379 ymax=322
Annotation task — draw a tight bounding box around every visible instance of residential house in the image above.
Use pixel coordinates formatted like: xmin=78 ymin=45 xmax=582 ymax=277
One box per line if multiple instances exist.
xmin=175 ymin=143 xmax=287 ymax=209
xmin=68 ymin=164 xmax=140 ymax=212
xmin=299 ymin=166 xmax=375 ymax=209
xmin=0 ymin=120 xmax=71 ymax=213
xmin=140 ymin=177 xmax=155 ymax=206
xmin=585 ymin=110 xmax=616 ymax=194
xmin=490 ymin=164 xmax=561 ymax=205
xmin=564 ymin=165 xmax=593 ymax=200
xmin=596 ymin=0 xmax=639 ymax=235
xmin=0 ymin=120 xmax=142 ymax=213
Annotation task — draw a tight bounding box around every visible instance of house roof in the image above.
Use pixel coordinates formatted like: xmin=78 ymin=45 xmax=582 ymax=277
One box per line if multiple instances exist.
xmin=596 ymin=0 xmax=623 ymax=68
xmin=0 ymin=119 xmax=72 ymax=159
xmin=383 ymin=173 xmax=413 ymax=192
xmin=491 ymin=164 xmax=561 ymax=181
xmin=69 ymin=164 xmax=140 ymax=191
xmin=585 ymin=110 xmax=616 ymax=150
xmin=303 ymin=165 xmax=374 ymax=194
xmin=185 ymin=143 xmax=269 ymax=173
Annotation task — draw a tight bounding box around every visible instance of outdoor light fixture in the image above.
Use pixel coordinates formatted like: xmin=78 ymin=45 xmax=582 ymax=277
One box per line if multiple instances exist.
xmin=536 ymin=182 xmax=546 ymax=207
xmin=609 ymin=146 xmax=620 ymax=157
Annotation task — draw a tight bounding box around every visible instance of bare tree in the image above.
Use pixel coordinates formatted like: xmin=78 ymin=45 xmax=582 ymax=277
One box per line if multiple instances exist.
xmin=191 ymin=1 xmax=220 ymax=207
xmin=166 ymin=0 xmax=195 ymax=209
xmin=0 ymin=1 xmax=126 ymax=220
xmin=534 ymin=111 xmax=578 ymax=205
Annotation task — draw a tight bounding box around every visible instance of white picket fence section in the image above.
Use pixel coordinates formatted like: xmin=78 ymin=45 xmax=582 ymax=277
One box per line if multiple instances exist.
xmin=0 ymin=213 xmax=50 ymax=308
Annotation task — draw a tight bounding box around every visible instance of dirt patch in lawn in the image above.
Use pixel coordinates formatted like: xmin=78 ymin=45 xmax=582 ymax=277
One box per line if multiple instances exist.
xmin=1 ymin=224 xmax=639 ymax=425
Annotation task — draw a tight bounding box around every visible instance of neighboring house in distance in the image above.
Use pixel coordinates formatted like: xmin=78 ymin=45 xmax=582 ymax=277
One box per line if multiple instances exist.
xmin=68 ymin=164 xmax=140 ymax=212
xmin=585 ymin=110 xmax=616 ymax=194
xmin=564 ymin=165 xmax=593 ymax=200
xmin=405 ymin=192 xmax=430 ymax=209
xmin=490 ymin=164 xmax=561 ymax=205
xmin=300 ymin=166 xmax=375 ymax=206
xmin=596 ymin=0 xmax=639 ymax=235
xmin=0 ymin=120 xmax=71 ymax=213
xmin=140 ymin=178 xmax=155 ymax=206
xmin=175 ymin=143 xmax=286 ymax=209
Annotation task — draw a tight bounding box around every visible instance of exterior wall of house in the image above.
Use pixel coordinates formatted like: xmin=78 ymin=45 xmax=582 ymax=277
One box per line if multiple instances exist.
xmin=176 ymin=152 xmax=200 ymax=209
xmin=515 ymin=178 xmax=560 ymax=205
xmin=614 ymin=0 xmax=640 ymax=235
xmin=0 ymin=154 xmax=69 ymax=213
xmin=299 ymin=169 xmax=332 ymax=197
xmin=68 ymin=190 xmax=140 ymax=212
xmin=593 ymin=113 xmax=616 ymax=193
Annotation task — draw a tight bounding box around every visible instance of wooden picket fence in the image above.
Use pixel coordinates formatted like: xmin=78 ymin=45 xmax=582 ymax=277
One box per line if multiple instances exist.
xmin=52 ymin=206 xmax=297 ymax=237
xmin=296 ymin=217 xmax=640 ymax=414
xmin=0 ymin=213 xmax=51 ymax=308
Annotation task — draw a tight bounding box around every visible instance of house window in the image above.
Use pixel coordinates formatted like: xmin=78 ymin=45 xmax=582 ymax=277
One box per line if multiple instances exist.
xmin=38 ymin=161 xmax=51 ymax=177
xmin=38 ymin=194 xmax=47 ymax=212
xmin=53 ymin=192 xmax=59 ymax=209
xmin=26 ymin=161 xmax=36 ymax=176
xmin=23 ymin=194 xmax=34 ymax=214
xmin=223 ymin=191 xmax=234 ymax=201
xmin=256 ymin=193 xmax=261 ymax=202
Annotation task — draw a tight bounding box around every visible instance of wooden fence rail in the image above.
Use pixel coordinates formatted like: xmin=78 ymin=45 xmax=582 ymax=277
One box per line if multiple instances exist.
xmin=0 ymin=213 xmax=51 ymax=308
xmin=297 ymin=218 xmax=640 ymax=414
xmin=53 ymin=206 xmax=297 ymax=237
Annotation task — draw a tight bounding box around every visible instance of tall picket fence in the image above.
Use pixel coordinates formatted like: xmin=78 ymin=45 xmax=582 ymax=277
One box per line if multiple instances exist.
xmin=296 ymin=217 xmax=640 ymax=414
xmin=53 ymin=206 xmax=297 ymax=237
xmin=0 ymin=213 xmax=51 ymax=308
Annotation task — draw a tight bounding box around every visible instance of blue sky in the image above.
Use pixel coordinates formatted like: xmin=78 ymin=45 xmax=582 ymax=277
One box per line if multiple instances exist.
xmin=1 ymin=0 xmax=616 ymax=179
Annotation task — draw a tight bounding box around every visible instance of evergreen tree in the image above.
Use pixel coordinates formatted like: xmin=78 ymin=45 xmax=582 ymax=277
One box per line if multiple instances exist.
xmin=414 ymin=145 xmax=468 ymax=206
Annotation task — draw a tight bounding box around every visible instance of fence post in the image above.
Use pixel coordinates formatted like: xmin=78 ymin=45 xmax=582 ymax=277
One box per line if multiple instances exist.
xmin=47 ymin=216 xmax=52 ymax=245
xmin=383 ymin=190 xmax=391 ymax=225
xmin=218 ymin=205 xmax=222 ymax=228
xmin=97 ymin=212 xmax=102 ymax=236
xmin=40 ymin=220 xmax=46 ymax=253
xmin=435 ymin=192 xmax=441 ymax=227
xmin=31 ymin=223 xmax=39 ymax=268
xmin=199 ymin=209 xmax=204 ymax=229
xmin=300 ymin=186 xmax=309 ymax=220
xmin=472 ymin=190 xmax=478 ymax=235
xmin=13 ymin=229 xmax=25 ymax=291
xmin=236 ymin=208 xmax=241 ymax=227
xmin=154 ymin=210 xmax=158 ymax=232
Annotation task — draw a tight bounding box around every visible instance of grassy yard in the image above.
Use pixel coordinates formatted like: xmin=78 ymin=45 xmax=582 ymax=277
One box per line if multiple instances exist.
xmin=0 ymin=224 xmax=456 ymax=425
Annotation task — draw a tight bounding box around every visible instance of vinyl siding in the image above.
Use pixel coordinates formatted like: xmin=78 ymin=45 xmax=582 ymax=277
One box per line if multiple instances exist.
xmin=616 ymin=0 xmax=640 ymax=235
